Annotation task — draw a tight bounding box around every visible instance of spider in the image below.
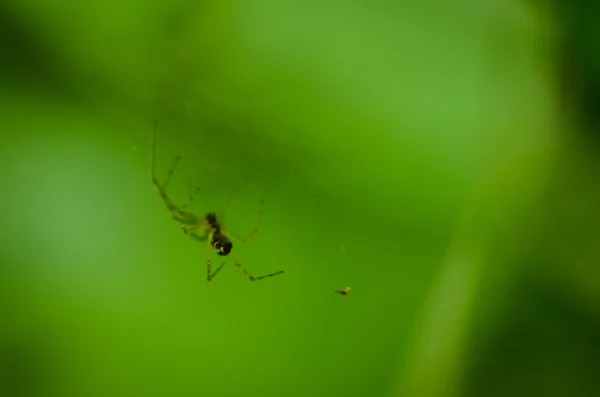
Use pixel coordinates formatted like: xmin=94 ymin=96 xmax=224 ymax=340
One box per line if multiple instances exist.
xmin=150 ymin=121 xmax=284 ymax=282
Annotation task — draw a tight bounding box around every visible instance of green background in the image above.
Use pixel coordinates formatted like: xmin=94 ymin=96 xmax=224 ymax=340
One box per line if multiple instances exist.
xmin=0 ymin=1 xmax=598 ymax=397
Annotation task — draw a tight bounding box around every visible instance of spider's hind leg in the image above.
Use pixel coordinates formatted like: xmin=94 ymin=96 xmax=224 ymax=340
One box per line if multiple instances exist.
xmin=234 ymin=259 xmax=284 ymax=282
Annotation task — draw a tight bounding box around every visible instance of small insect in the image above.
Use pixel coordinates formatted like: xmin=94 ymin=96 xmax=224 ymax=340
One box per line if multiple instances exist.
xmin=336 ymin=287 xmax=351 ymax=295
xmin=150 ymin=121 xmax=284 ymax=282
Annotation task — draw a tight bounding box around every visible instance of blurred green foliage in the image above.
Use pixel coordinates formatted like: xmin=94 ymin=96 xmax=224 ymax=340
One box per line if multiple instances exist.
xmin=0 ymin=1 xmax=598 ymax=397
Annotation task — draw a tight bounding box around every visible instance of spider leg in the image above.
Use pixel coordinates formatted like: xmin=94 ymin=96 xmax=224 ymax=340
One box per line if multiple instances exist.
xmin=188 ymin=232 xmax=224 ymax=281
xmin=163 ymin=155 xmax=181 ymax=190
xmin=199 ymin=234 xmax=225 ymax=281
xmin=150 ymin=122 xmax=200 ymax=225
xmin=182 ymin=218 xmax=209 ymax=235
xmin=150 ymin=122 xmax=180 ymax=214
xmin=181 ymin=186 xmax=200 ymax=211
xmin=186 ymin=229 xmax=208 ymax=242
xmin=224 ymin=198 xmax=264 ymax=243
xmin=234 ymin=258 xmax=284 ymax=282
xmin=218 ymin=176 xmax=251 ymax=224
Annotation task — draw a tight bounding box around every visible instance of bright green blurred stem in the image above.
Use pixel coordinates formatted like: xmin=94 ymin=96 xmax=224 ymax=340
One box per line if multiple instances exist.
xmin=384 ymin=4 xmax=566 ymax=396
xmin=391 ymin=10 xmax=563 ymax=395
xmin=399 ymin=127 xmax=561 ymax=397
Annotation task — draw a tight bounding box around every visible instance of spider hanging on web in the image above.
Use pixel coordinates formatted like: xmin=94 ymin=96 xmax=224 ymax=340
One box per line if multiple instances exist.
xmin=150 ymin=121 xmax=284 ymax=282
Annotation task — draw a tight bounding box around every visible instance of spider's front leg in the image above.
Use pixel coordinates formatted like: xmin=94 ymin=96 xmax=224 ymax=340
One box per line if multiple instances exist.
xmin=181 ymin=218 xmax=208 ymax=237
xmin=184 ymin=226 xmax=207 ymax=240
